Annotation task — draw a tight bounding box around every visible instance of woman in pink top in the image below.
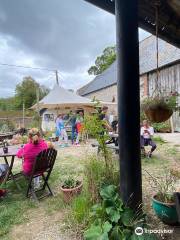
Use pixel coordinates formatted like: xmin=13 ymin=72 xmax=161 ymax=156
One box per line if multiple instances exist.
xmin=16 ymin=128 xmax=48 ymax=175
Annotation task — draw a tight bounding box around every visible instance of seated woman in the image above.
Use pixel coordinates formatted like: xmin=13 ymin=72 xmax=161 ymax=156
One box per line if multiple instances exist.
xmin=16 ymin=128 xmax=48 ymax=175
xmin=140 ymin=120 xmax=157 ymax=158
xmin=0 ymin=164 xmax=8 ymax=198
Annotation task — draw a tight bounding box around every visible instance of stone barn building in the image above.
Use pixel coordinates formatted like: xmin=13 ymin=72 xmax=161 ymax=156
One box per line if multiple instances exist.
xmin=78 ymin=35 xmax=180 ymax=131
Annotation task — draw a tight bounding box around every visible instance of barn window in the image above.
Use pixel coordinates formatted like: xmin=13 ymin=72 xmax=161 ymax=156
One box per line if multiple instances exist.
xmin=44 ymin=114 xmax=54 ymax=122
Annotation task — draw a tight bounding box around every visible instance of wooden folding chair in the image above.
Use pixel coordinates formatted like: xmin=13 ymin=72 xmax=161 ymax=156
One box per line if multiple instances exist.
xmin=24 ymin=148 xmax=57 ymax=201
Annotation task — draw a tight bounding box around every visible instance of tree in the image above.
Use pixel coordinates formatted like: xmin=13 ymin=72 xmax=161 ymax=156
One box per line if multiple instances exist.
xmin=88 ymin=46 xmax=116 ymax=75
xmin=14 ymin=76 xmax=49 ymax=109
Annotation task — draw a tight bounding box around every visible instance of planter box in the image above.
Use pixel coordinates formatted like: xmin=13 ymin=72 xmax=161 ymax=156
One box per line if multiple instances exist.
xmin=152 ymin=195 xmax=179 ymax=225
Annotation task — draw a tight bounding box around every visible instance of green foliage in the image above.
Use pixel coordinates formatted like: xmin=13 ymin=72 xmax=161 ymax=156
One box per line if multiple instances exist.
xmin=62 ymin=177 xmax=81 ymax=189
xmin=70 ymin=192 xmax=91 ymax=227
xmin=84 ymin=100 xmax=110 ymax=162
xmin=15 ymin=76 xmax=49 ymax=109
xmin=140 ymin=110 xmax=146 ymax=122
xmin=0 ymin=178 xmax=36 ymax=237
xmin=0 ymin=76 xmax=49 ymax=112
xmin=141 ymin=95 xmax=178 ymax=112
xmin=0 ymin=119 xmax=15 ymax=133
xmin=21 ymin=135 xmax=28 ymax=144
xmin=88 ymin=46 xmax=116 ymax=75
xmin=84 ymin=185 xmax=152 ymax=240
xmin=85 ymin=155 xmax=119 ymax=203
xmin=27 ymin=112 xmax=42 ymax=129
xmin=165 ymin=147 xmax=178 ymax=156
xmin=0 ymin=98 xmax=16 ymax=111
xmin=152 ymin=121 xmax=171 ymax=132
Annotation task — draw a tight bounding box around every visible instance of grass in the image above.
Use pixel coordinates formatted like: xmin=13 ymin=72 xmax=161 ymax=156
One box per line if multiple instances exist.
xmin=0 ymin=146 xmax=86 ymax=239
xmin=0 ymin=141 xmax=180 ymax=239
xmin=152 ymin=135 xmax=167 ymax=144
xmin=165 ymin=146 xmax=178 ymax=156
xmin=0 ymin=178 xmax=36 ymax=237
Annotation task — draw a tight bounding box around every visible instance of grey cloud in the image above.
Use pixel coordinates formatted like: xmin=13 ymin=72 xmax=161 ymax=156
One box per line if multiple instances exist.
xmin=0 ymin=0 xmax=149 ymax=97
xmin=0 ymin=0 xmax=116 ymax=71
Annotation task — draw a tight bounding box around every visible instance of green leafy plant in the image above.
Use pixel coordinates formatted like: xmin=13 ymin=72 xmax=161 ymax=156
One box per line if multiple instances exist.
xmin=62 ymin=177 xmax=81 ymax=189
xmin=84 ymin=185 xmax=152 ymax=240
xmin=141 ymin=93 xmax=179 ymax=112
xmin=84 ymin=99 xmax=111 ymax=165
xmin=152 ymin=121 xmax=171 ymax=133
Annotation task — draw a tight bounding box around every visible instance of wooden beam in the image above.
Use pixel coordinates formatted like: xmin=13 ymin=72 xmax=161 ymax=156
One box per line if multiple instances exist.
xmin=115 ymin=0 xmax=142 ymax=208
xmin=84 ymin=0 xmax=180 ymax=48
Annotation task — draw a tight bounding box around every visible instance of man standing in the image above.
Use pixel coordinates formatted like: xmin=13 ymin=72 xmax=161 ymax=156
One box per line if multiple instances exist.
xmin=141 ymin=120 xmax=157 ymax=158
xmin=67 ymin=111 xmax=77 ymax=144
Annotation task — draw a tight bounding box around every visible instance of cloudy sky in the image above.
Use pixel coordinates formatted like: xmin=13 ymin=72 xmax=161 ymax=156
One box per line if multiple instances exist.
xmin=0 ymin=0 xmax=150 ymax=97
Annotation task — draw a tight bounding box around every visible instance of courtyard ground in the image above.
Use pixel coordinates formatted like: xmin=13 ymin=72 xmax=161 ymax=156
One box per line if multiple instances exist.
xmin=0 ymin=133 xmax=180 ymax=240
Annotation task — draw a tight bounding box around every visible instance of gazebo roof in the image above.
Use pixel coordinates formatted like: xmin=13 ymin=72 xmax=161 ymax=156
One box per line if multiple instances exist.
xmin=84 ymin=0 xmax=180 ymax=48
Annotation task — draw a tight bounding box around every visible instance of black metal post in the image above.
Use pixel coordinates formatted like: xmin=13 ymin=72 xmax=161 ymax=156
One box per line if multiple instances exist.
xmin=115 ymin=0 xmax=142 ymax=209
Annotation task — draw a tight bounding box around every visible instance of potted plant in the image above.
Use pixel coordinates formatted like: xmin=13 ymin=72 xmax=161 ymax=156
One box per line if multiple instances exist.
xmin=141 ymin=92 xmax=179 ymax=123
xmin=145 ymin=169 xmax=179 ymax=225
xmin=60 ymin=177 xmax=83 ymax=203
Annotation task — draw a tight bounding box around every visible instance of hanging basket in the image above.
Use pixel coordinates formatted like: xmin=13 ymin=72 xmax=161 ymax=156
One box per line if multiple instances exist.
xmin=141 ymin=96 xmax=176 ymax=123
xmin=144 ymin=105 xmax=173 ymax=123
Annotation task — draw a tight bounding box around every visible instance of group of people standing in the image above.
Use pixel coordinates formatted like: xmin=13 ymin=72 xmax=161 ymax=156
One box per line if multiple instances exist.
xmin=55 ymin=110 xmax=84 ymax=146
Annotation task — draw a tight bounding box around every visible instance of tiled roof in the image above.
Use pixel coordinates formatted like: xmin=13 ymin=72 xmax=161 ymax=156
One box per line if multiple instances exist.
xmin=78 ymin=35 xmax=180 ymax=96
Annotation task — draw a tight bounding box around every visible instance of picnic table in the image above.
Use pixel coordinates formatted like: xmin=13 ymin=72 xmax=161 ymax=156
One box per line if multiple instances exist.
xmin=0 ymin=145 xmax=22 ymax=189
xmin=0 ymin=132 xmax=14 ymax=143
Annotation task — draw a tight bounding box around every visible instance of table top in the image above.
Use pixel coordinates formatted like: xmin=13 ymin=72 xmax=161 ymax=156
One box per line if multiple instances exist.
xmin=0 ymin=145 xmax=21 ymax=157
xmin=109 ymin=133 xmax=119 ymax=138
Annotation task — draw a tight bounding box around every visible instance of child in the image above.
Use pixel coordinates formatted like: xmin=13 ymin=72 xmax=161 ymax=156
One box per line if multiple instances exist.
xmin=57 ymin=114 xmax=68 ymax=147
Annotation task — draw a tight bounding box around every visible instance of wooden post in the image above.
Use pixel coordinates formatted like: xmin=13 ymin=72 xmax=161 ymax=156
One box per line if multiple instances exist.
xmin=22 ymin=102 xmax=25 ymax=128
xmin=115 ymin=0 xmax=142 ymax=209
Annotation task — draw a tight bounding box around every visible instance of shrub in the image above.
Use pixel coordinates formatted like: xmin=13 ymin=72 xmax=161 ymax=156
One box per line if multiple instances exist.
xmin=152 ymin=121 xmax=171 ymax=133
xmin=0 ymin=120 xmax=15 ymax=133
xmin=84 ymin=185 xmax=156 ymax=240
xmin=84 ymin=155 xmax=119 ymax=203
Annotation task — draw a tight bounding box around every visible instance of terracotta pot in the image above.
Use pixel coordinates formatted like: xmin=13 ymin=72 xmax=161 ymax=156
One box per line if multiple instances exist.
xmin=60 ymin=182 xmax=83 ymax=203
xmin=145 ymin=107 xmax=173 ymax=123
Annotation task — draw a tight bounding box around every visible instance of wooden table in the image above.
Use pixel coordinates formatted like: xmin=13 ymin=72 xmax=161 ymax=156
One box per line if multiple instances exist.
xmin=0 ymin=145 xmax=22 ymax=189
xmin=109 ymin=133 xmax=118 ymax=138
xmin=0 ymin=132 xmax=14 ymax=142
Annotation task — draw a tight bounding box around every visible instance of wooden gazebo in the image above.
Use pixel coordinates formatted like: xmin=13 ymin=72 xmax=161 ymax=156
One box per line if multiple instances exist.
xmin=84 ymin=0 xmax=180 ymax=209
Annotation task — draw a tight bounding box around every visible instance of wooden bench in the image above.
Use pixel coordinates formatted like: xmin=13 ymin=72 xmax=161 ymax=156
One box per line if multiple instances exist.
xmin=92 ymin=143 xmax=119 ymax=154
